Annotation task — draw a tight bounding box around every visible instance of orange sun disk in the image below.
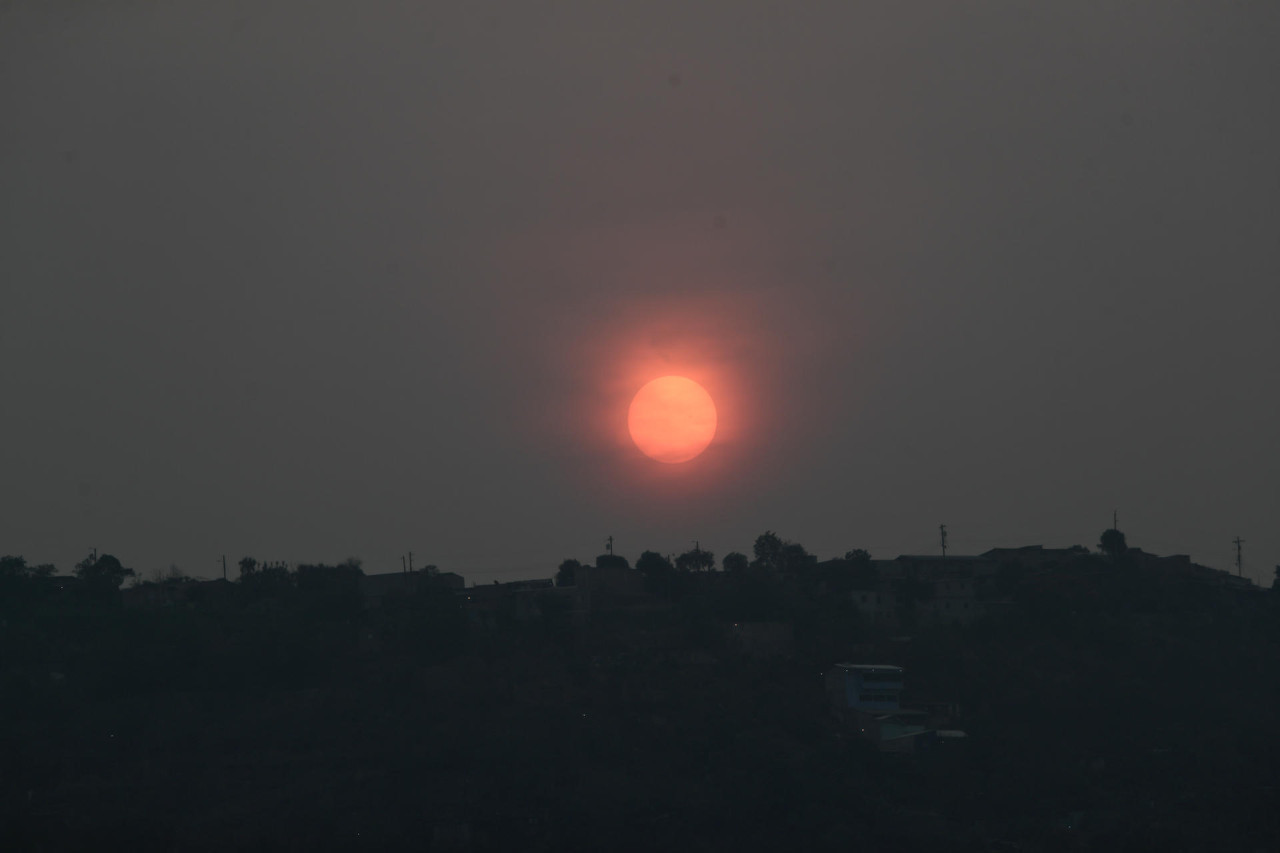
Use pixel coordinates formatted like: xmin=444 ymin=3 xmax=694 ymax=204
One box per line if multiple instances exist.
xmin=628 ymin=376 xmax=717 ymax=463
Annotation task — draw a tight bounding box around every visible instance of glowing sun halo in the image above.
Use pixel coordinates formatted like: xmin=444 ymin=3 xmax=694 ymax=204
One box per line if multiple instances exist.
xmin=628 ymin=376 xmax=717 ymax=463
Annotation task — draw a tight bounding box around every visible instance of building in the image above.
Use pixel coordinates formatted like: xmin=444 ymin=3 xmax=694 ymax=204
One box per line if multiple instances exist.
xmin=826 ymin=662 xmax=964 ymax=752
xmin=981 ymin=545 xmax=1090 ymax=569
xmin=850 ymin=556 xmax=994 ymax=628
xmin=121 ymin=578 xmax=230 ymax=609
xmin=359 ymin=571 xmax=416 ymax=607
xmin=569 ymin=563 xmax=647 ymax=616
xmin=462 ymin=578 xmax=567 ymax=626
xmin=574 ymin=564 xmax=645 ymax=596
xmin=916 ymin=575 xmax=985 ymax=626
xmin=1129 ymin=550 xmax=1257 ymax=590
xmin=360 ymin=570 xmax=465 ymax=608
xmin=826 ymin=663 xmax=904 ymax=713
xmin=850 ymin=587 xmax=899 ymax=625
xmin=872 ymin=713 xmax=933 ymax=751
xmin=892 ymin=554 xmax=998 ymax=579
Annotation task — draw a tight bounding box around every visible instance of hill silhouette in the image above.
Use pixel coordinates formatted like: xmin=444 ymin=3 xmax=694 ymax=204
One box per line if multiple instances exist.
xmin=1 ymin=533 xmax=1276 ymax=850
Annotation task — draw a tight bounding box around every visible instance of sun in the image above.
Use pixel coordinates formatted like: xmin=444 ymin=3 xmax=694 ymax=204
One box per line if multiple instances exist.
xmin=628 ymin=376 xmax=717 ymax=463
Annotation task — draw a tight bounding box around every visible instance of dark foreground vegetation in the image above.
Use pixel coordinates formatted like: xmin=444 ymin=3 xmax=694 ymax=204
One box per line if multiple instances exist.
xmin=2 ymin=537 xmax=1279 ymax=851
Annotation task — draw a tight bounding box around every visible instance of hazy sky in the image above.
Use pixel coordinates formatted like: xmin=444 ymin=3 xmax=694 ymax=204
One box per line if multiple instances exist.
xmin=3 ymin=1 xmax=1277 ymax=585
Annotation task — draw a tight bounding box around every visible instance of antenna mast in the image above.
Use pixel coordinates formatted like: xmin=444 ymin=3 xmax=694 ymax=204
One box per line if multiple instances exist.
xmin=1234 ymin=536 xmax=1245 ymax=577
xmin=940 ymin=524 xmax=948 ymax=559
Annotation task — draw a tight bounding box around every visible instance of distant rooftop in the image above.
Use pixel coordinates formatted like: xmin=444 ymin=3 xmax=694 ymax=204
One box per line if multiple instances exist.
xmin=834 ymin=663 xmax=903 ymax=673
xmin=981 ymin=545 xmax=1089 ymax=556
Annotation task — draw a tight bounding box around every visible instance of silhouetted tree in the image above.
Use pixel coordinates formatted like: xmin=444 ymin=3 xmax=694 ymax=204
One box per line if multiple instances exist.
xmin=556 ymin=559 xmax=581 ymax=587
xmin=1099 ymin=528 xmax=1128 ymax=558
xmin=780 ymin=542 xmax=816 ymax=573
xmin=676 ymin=546 xmax=715 ymax=573
xmin=148 ymin=564 xmax=187 ymax=584
xmin=636 ymin=551 xmax=672 ymax=576
xmin=1 ymin=554 xmax=28 ymax=579
xmin=239 ymin=559 xmax=293 ymax=599
xmin=822 ymin=551 xmax=876 ymax=596
xmin=1 ymin=554 xmax=54 ymax=582
xmin=74 ymin=552 xmax=134 ymax=595
xmin=636 ymin=550 xmax=677 ymax=598
xmin=722 ymin=552 xmax=749 ymax=573
xmin=238 ymin=556 xmax=258 ymax=578
xmin=296 ymin=559 xmax=363 ymax=619
xmin=0 ymin=555 xmax=56 ymax=601
xmin=752 ymin=531 xmax=785 ymax=572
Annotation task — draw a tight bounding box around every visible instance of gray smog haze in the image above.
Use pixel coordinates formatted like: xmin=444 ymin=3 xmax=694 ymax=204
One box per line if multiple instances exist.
xmin=2 ymin=1 xmax=1277 ymax=585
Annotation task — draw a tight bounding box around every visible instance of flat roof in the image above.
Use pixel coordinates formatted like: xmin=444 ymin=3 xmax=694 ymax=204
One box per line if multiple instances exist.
xmin=896 ymin=555 xmax=991 ymax=562
xmin=835 ymin=663 xmax=903 ymax=672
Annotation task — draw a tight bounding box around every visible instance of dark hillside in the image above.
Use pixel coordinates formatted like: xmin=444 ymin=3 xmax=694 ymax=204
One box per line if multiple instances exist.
xmin=2 ymin=550 xmax=1277 ymax=850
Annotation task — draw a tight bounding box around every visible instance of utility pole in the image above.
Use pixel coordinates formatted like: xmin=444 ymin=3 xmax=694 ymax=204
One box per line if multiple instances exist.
xmin=220 ymin=555 xmax=227 ymax=581
xmin=1113 ymin=510 xmax=1118 ymax=530
xmin=408 ymin=551 xmax=414 ymax=573
xmin=940 ymin=524 xmax=948 ymax=559
xmin=401 ymin=555 xmax=406 ymax=574
xmin=1234 ymin=537 xmax=1245 ymax=577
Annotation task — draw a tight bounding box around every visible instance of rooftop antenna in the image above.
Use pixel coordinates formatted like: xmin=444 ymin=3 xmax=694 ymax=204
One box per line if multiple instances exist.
xmin=940 ymin=524 xmax=948 ymax=559
xmin=606 ymin=535 xmax=614 ymax=556
xmin=220 ymin=555 xmax=227 ymax=581
xmin=1234 ymin=536 xmax=1245 ymax=578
